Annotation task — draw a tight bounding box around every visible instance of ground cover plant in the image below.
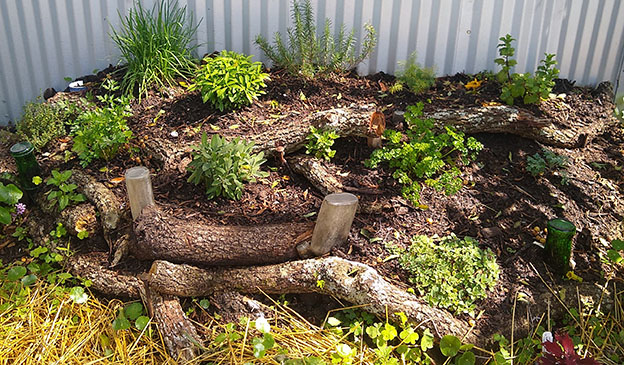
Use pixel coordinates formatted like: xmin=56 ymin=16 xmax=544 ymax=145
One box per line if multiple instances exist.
xmin=0 ymin=11 xmax=623 ymax=364
xmin=255 ymin=0 xmax=377 ymax=77
xmin=16 ymin=101 xmax=66 ymax=150
xmin=111 ymin=0 xmax=199 ymax=98
xmin=395 ymin=52 xmax=436 ymax=95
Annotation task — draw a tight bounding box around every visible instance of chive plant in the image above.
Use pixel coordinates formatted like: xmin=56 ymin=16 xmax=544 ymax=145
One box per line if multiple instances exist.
xmin=111 ymin=0 xmax=199 ymax=98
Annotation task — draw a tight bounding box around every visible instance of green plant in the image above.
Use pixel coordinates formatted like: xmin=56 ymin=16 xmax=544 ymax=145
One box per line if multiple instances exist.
xmin=526 ymin=148 xmax=569 ymax=185
xmin=71 ymin=79 xmax=133 ymax=166
xmin=607 ymin=239 xmax=624 ymax=264
xmin=0 ymin=183 xmax=23 ymax=225
xmin=495 ymin=34 xmax=559 ymax=105
xmin=389 ymin=234 xmax=499 ymax=315
xmin=187 ymin=133 xmax=268 ymax=200
xmin=396 ymin=52 xmax=436 ymax=94
xmin=188 ymin=51 xmax=270 ymax=112
xmin=111 ymin=0 xmax=199 ymax=98
xmin=16 ymin=101 xmax=66 ymax=150
xmin=112 ymin=302 xmax=150 ymax=331
xmin=45 ymin=170 xmax=85 ymax=211
xmin=365 ymin=103 xmax=483 ymax=205
xmin=255 ymin=0 xmax=376 ymax=77
xmin=305 ymin=126 xmax=339 ymax=161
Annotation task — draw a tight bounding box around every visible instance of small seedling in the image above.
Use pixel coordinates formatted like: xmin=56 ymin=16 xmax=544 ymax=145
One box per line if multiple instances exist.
xmin=46 ymin=170 xmax=85 ymax=211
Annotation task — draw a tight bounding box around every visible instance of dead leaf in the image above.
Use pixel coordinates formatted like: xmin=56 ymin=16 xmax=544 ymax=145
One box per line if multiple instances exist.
xmin=378 ymin=80 xmax=388 ymax=92
xmin=369 ymin=111 xmax=386 ymax=137
xmin=110 ymin=177 xmax=125 ymax=184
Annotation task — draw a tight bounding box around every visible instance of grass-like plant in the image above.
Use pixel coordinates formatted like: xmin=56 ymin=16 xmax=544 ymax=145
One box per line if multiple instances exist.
xmin=396 ymin=52 xmax=436 ymax=95
xmin=188 ymin=51 xmax=270 ymax=112
xmin=111 ymin=0 xmax=199 ymax=98
xmin=389 ymin=234 xmax=499 ymax=316
xmin=255 ymin=0 xmax=377 ymax=77
xmin=187 ymin=133 xmax=268 ymax=200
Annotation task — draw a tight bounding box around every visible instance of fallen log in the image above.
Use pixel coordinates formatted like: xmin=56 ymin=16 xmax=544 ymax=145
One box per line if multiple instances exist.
xmin=69 ymin=169 xmax=122 ymax=233
xmin=147 ymin=257 xmax=476 ymax=343
xmin=66 ymin=252 xmax=143 ymax=298
xmin=138 ymin=281 xmax=202 ymax=362
xmin=132 ymin=205 xmax=314 ymax=266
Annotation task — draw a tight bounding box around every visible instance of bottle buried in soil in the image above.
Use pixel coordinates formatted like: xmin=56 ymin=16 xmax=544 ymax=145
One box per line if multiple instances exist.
xmin=125 ymin=166 xmax=154 ymax=220
xmin=10 ymin=141 xmax=41 ymax=192
xmin=309 ymin=193 xmax=358 ymax=256
xmin=544 ymin=218 xmax=576 ymax=275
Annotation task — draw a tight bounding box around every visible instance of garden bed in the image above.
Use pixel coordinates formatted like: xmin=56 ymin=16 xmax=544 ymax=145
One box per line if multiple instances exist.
xmin=1 ymin=67 xmax=623 ymax=360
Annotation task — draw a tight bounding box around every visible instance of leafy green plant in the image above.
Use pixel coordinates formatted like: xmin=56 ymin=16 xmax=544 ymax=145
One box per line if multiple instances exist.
xmin=526 ymin=148 xmax=569 ymax=185
xmin=0 ymin=182 xmax=23 ymax=225
xmin=187 ymin=133 xmax=268 ymax=200
xmin=16 ymin=101 xmax=66 ymax=150
xmin=305 ymin=126 xmax=339 ymax=161
xmin=46 ymin=170 xmax=85 ymax=211
xmin=255 ymin=0 xmax=376 ymax=77
xmin=111 ymin=0 xmax=199 ymax=98
xmin=389 ymin=234 xmax=499 ymax=315
xmin=112 ymin=302 xmax=150 ymax=331
xmin=607 ymin=239 xmax=624 ymax=264
xmin=71 ymin=79 xmax=133 ymax=166
xmin=365 ymin=103 xmax=483 ymax=205
xmin=396 ymin=52 xmax=436 ymax=95
xmin=495 ymin=34 xmax=559 ymax=105
xmin=188 ymin=51 xmax=270 ymax=112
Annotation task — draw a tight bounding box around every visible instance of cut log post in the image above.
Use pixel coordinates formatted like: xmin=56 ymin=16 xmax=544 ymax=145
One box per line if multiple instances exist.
xmin=138 ymin=281 xmax=202 ymax=362
xmin=146 ymin=257 xmax=476 ymax=343
xmin=125 ymin=166 xmax=155 ymax=220
xmin=132 ymin=205 xmax=315 ymax=265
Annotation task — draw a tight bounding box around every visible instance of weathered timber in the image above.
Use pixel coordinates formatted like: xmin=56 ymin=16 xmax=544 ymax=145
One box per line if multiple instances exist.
xmin=139 ymin=282 xmax=202 ymax=362
xmin=288 ymin=155 xmax=344 ymax=195
xmin=32 ymin=188 xmax=100 ymax=236
xmin=210 ymin=290 xmax=267 ymax=324
xmin=132 ymin=205 xmax=315 ymax=265
xmin=147 ymin=257 xmax=476 ymax=343
xmin=66 ymin=252 xmax=143 ymax=298
xmin=69 ymin=169 xmax=121 ymax=233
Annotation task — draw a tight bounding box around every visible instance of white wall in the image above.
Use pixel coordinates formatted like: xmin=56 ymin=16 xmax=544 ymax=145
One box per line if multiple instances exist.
xmin=1 ymin=0 xmax=623 ymax=125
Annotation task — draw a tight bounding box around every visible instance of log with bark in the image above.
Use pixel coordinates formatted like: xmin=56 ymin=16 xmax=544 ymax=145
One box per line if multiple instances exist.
xmin=146 ymin=257 xmax=477 ymax=343
xmin=69 ymin=169 xmax=122 ymax=233
xmin=132 ymin=205 xmax=314 ymax=266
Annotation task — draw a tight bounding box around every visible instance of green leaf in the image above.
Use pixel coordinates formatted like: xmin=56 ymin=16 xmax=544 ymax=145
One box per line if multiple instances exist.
xmin=135 ymin=316 xmax=150 ymax=330
xmin=8 ymin=266 xmax=27 ymax=281
xmin=456 ymin=351 xmax=476 ymax=365
xmin=326 ymin=317 xmax=341 ymax=327
xmin=21 ymin=274 xmax=38 ymax=286
xmin=420 ymin=328 xmax=434 ymax=351
xmin=0 ymin=206 xmax=11 ymax=225
xmin=69 ymin=286 xmax=89 ymax=304
xmin=112 ymin=317 xmax=131 ymax=331
xmin=199 ymin=299 xmax=210 ymax=309
xmin=612 ymin=240 xmax=624 ymax=251
xmin=607 ymin=249 xmax=623 ymax=264
xmin=125 ymin=302 xmax=144 ymax=320
xmin=440 ymin=335 xmax=461 ymax=356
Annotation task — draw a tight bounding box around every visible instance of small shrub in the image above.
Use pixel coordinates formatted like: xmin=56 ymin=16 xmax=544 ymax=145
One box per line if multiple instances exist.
xmin=111 ymin=0 xmax=199 ymax=98
xmin=45 ymin=170 xmax=85 ymax=211
xmin=396 ymin=52 xmax=436 ymax=95
xmin=16 ymin=101 xmax=65 ymax=150
xmin=71 ymin=80 xmax=133 ymax=167
xmin=305 ymin=126 xmax=339 ymax=161
xmin=188 ymin=51 xmax=270 ymax=112
xmin=365 ymin=103 xmax=482 ymax=205
xmin=495 ymin=34 xmax=559 ymax=105
xmin=390 ymin=234 xmax=499 ymax=316
xmin=255 ymin=0 xmax=376 ymax=77
xmin=187 ymin=133 xmax=268 ymax=200
xmin=526 ymin=148 xmax=569 ymax=185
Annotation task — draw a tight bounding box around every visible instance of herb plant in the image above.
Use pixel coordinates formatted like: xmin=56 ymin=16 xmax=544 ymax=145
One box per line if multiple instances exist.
xmin=495 ymin=34 xmax=559 ymax=105
xmin=16 ymin=101 xmax=66 ymax=150
xmin=389 ymin=234 xmax=499 ymax=315
xmin=396 ymin=52 xmax=436 ymax=95
xmin=526 ymin=148 xmax=569 ymax=185
xmin=187 ymin=133 xmax=268 ymax=200
xmin=255 ymin=0 xmax=377 ymax=77
xmin=365 ymin=103 xmax=483 ymax=205
xmin=0 ymin=182 xmax=23 ymax=225
xmin=188 ymin=51 xmax=270 ymax=112
xmin=46 ymin=170 xmax=85 ymax=211
xmin=305 ymin=126 xmax=340 ymax=161
xmin=111 ymin=0 xmax=199 ymax=98
xmin=71 ymin=79 xmax=133 ymax=166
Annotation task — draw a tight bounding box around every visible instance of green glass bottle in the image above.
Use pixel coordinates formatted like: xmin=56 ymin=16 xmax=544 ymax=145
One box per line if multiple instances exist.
xmin=544 ymin=218 xmax=576 ymax=275
xmin=10 ymin=141 xmax=41 ymax=192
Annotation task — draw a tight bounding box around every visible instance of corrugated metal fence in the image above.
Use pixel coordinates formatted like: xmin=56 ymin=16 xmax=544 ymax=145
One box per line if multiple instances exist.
xmin=1 ymin=0 xmax=623 ymax=125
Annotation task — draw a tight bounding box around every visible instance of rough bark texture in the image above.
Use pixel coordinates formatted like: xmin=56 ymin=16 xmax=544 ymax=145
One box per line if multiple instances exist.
xmin=66 ymin=252 xmax=143 ymax=298
xmin=69 ymin=169 xmax=121 ymax=233
xmin=32 ymin=189 xmax=99 ymax=237
xmin=147 ymin=257 xmax=476 ymax=343
xmin=132 ymin=205 xmax=314 ymax=265
xmin=210 ymin=290 xmax=267 ymax=324
xmin=139 ymin=282 xmax=202 ymax=362
xmin=288 ymin=155 xmax=344 ymax=195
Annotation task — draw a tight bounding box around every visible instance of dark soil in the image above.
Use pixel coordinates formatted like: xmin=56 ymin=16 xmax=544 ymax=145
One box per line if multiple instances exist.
xmin=2 ymin=68 xmax=623 ymax=345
